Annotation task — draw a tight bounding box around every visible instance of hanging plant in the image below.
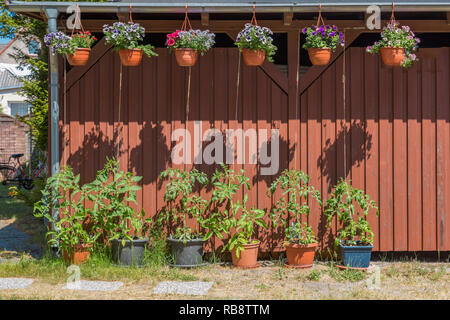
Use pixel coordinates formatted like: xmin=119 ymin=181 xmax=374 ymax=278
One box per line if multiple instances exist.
xmin=302 ymin=25 xmax=344 ymax=66
xmin=366 ymin=22 xmax=420 ymax=68
xmin=235 ymin=24 xmax=277 ymax=66
xmin=44 ymin=31 xmax=97 ymax=66
xmin=103 ymin=21 xmax=158 ymax=66
xmin=166 ymin=29 xmax=216 ymax=67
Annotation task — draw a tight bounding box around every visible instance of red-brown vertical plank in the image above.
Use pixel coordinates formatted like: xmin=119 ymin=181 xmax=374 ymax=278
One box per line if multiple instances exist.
xmin=364 ymin=53 xmax=380 ymax=251
xmin=271 ymin=82 xmax=288 ymax=251
xmin=307 ymin=80 xmax=322 ymax=238
xmin=435 ymin=48 xmax=450 ymax=251
xmin=256 ymin=69 xmax=271 ymax=252
xmin=320 ymin=63 xmax=336 ymax=250
xmin=407 ymin=60 xmax=423 ymax=251
xmin=350 ymin=48 xmax=365 ymax=192
xmin=127 ymin=62 xmax=142 ymax=214
xmin=421 ymin=57 xmax=437 ymax=251
xmin=242 ymin=62 xmax=258 ymax=235
xmin=156 ymin=50 xmax=171 ymax=223
xmin=141 ymin=54 xmax=156 ymax=220
xmin=379 ymin=62 xmax=394 ymax=251
xmin=393 ymin=65 xmax=408 ymax=251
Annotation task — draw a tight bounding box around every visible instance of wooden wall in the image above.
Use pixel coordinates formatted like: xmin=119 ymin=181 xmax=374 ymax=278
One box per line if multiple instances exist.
xmin=58 ymin=45 xmax=450 ymax=252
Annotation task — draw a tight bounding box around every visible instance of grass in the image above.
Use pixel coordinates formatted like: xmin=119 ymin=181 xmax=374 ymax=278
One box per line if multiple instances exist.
xmin=326 ymin=262 xmax=366 ymax=282
xmin=0 ymin=184 xmax=46 ymax=251
xmin=0 ymin=187 xmax=448 ymax=299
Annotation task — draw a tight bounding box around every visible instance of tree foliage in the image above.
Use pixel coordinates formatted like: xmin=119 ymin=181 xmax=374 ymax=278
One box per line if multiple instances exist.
xmin=0 ymin=4 xmax=48 ymax=151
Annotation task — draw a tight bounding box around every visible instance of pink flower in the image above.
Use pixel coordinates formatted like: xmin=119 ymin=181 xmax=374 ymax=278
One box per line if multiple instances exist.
xmin=167 ymin=33 xmax=173 ymax=39
xmin=167 ymin=38 xmax=175 ymax=46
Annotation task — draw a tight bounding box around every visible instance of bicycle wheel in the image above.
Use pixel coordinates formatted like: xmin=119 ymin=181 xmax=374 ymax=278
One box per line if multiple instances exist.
xmin=0 ymin=165 xmax=15 ymax=186
xmin=21 ymin=178 xmax=34 ymax=190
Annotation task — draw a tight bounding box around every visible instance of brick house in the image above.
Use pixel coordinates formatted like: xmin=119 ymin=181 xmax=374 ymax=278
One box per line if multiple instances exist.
xmin=0 ymin=113 xmax=30 ymax=164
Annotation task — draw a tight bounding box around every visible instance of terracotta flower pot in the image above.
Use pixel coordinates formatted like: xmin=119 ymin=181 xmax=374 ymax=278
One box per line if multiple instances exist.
xmin=174 ymin=48 xmax=199 ymax=67
xmin=308 ymin=48 xmax=332 ymax=66
xmin=62 ymin=244 xmax=92 ymax=265
xmin=118 ymin=48 xmax=143 ymax=66
xmin=231 ymin=242 xmax=260 ymax=269
xmin=242 ymin=49 xmax=266 ymax=66
xmin=380 ymin=47 xmax=405 ymax=67
xmin=66 ymin=48 xmax=91 ymax=66
xmin=285 ymin=242 xmax=318 ymax=268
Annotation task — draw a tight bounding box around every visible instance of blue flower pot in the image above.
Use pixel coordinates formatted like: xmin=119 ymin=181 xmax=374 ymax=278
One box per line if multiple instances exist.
xmin=339 ymin=241 xmax=373 ymax=268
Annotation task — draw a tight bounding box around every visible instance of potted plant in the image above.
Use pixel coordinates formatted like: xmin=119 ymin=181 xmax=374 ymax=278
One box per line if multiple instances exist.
xmin=235 ymin=24 xmax=277 ymax=66
xmin=44 ymin=31 xmax=97 ymax=66
xmin=103 ymin=21 xmax=158 ymax=66
xmin=324 ymin=178 xmax=379 ymax=269
xmin=159 ymin=168 xmax=209 ymax=267
xmin=366 ymin=22 xmax=420 ymax=68
xmin=301 ymin=25 xmax=344 ymax=66
xmin=268 ymin=169 xmax=322 ymax=268
xmin=166 ymin=29 xmax=215 ymax=67
xmin=202 ymin=164 xmax=267 ymax=268
xmin=34 ymin=166 xmax=99 ymax=264
xmin=86 ymin=158 xmax=151 ymax=266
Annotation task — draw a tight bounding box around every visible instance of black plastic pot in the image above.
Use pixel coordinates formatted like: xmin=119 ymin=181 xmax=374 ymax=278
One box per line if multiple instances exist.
xmin=111 ymin=238 xmax=148 ymax=266
xmin=167 ymin=236 xmax=205 ymax=267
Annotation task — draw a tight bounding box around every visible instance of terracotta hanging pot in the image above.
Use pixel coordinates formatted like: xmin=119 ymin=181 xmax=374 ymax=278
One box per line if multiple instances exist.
xmin=66 ymin=48 xmax=91 ymax=66
xmin=174 ymin=48 xmax=199 ymax=67
xmin=62 ymin=244 xmax=92 ymax=265
xmin=380 ymin=47 xmax=405 ymax=67
xmin=230 ymin=242 xmax=260 ymax=269
xmin=242 ymin=49 xmax=266 ymax=66
xmin=308 ymin=48 xmax=332 ymax=66
xmin=118 ymin=48 xmax=143 ymax=66
xmin=285 ymin=242 xmax=318 ymax=268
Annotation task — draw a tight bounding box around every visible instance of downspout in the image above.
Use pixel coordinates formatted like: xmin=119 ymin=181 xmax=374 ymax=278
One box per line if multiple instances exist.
xmin=45 ymin=7 xmax=59 ymax=253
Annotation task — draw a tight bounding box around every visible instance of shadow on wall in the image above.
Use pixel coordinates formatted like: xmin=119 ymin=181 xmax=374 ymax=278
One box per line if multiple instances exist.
xmin=316 ymin=120 xmax=373 ymax=251
xmin=66 ymin=122 xmax=170 ymax=185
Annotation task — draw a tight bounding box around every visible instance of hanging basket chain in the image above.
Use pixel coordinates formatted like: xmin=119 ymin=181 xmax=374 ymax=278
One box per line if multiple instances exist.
xmin=71 ymin=3 xmax=85 ymax=36
xmin=129 ymin=4 xmax=134 ymax=23
xmin=235 ymin=51 xmax=241 ymax=120
xmin=116 ymin=62 xmax=123 ymax=161
xmin=180 ymin=3 xmax=193 ymax=120
xmin=389 ymin=2 xmax=397 ymax=25
xmin=181 ymin=3 xmax=193 ymax=31
xmin=250 ymin=2 xmax=258 ymax=26
xmin=186 ymin=67 xmax=191 ymax=121
xmin=316 ymin=4 xmax=325 ymax=27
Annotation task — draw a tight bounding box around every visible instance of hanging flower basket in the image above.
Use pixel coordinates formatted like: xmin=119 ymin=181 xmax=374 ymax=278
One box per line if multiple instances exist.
xmin=241 ymin=49 xmax=266 ymax=66
xmin=302 ymin=25 xmax=344 ymax=66
xmin=103 ymin=21 xmax=158 ymax=67
xmin=367 ymin=23 xmax=419 ymax=68
xmin=166 ymin=29 xmax=215 ymax=67
xmin=44 ymin=31 xmax=97 ymax=67
xmin=235 ymin=24 xmax=277 ymax=66
xmin=66 ymin=48 xmax=91 ymax=66
xmin=118 ymin=48 xmax=143 ymax=66
xmin=379 ymin=47 xmax=406 ymax=66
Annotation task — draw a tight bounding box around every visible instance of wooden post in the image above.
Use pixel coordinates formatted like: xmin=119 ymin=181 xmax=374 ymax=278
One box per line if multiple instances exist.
xmin=287 ymin=30 xmax=300 ymax=171
xmin=201 ymin=12 xmax=209 ymax=26
xmin=283 ymin=12 xmax=293 ymax=26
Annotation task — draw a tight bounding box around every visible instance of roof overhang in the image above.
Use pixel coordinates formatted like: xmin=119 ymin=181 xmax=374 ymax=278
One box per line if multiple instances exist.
xmin=5 ymin=1 xmax=450 ymax=14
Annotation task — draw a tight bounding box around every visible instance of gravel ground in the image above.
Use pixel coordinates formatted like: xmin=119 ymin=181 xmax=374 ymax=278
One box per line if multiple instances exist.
xmin=152 ymin=281 xmax=214 ymax=296
xmin=63 ymin=280 xmax=124 ymax=292
xmin=0 ymin=278 xmax=34 ymax=290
